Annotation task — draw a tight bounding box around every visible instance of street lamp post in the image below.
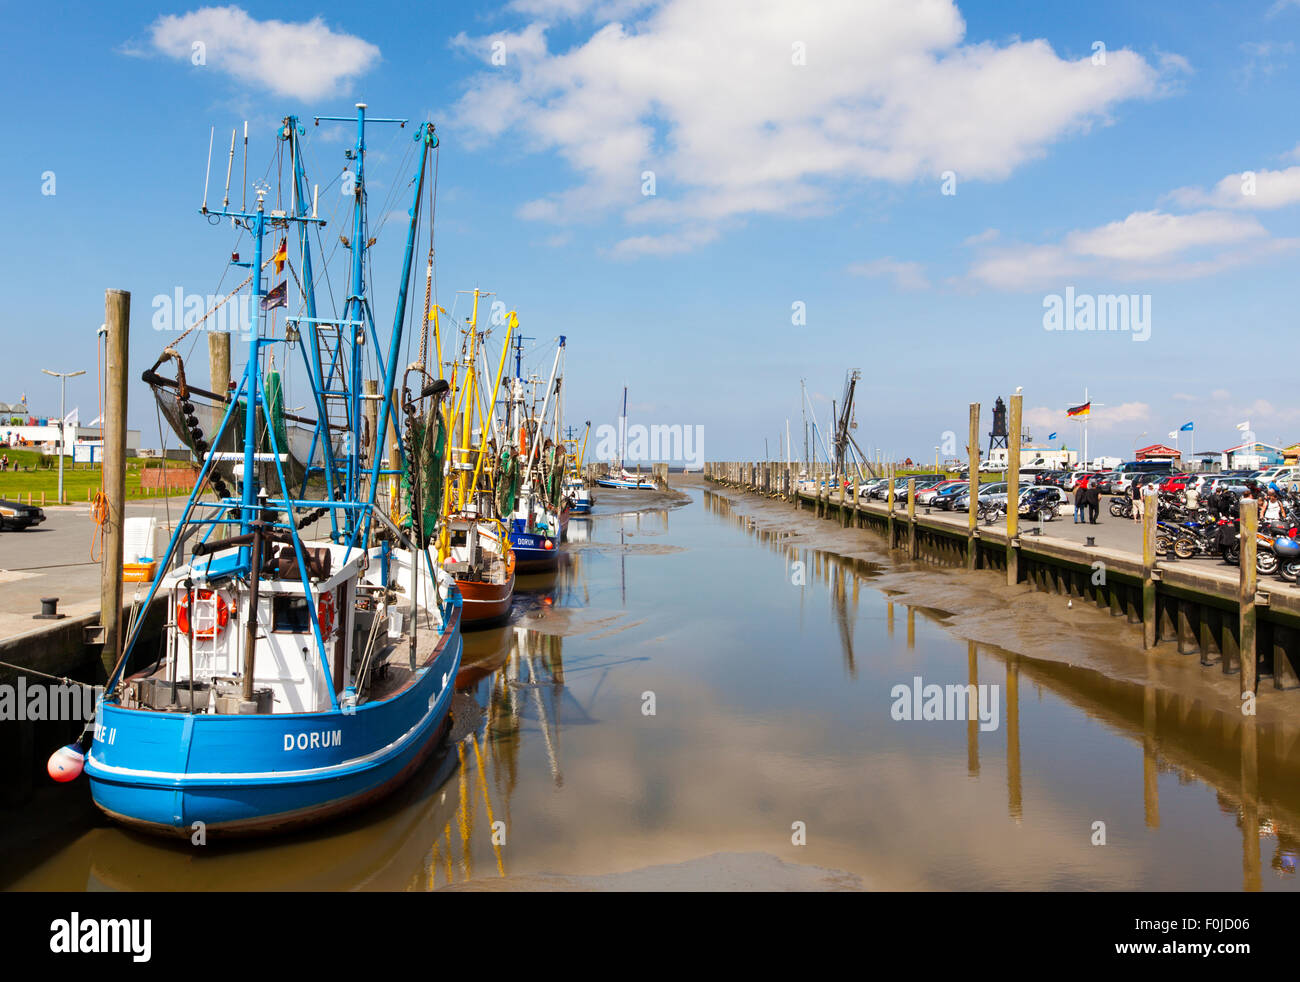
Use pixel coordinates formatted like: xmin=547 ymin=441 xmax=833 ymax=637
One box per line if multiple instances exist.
xmin=41 ymin=368 xmax=86 ymax=504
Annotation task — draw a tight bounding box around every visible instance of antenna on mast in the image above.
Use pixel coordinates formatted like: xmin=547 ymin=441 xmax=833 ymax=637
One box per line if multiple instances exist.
xmin=222 ymin=127 xmax=235 ymax=210
xmin=241 ymin=120 xmax=248 ymax=211
xmin=201 ymin=126 xmax=214 ymax=212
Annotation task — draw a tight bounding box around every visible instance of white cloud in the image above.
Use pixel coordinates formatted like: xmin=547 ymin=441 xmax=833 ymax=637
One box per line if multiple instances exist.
xmin=963 ymin=228 xmax=1000 ymax=246
xmin=967 ymin=209 xmax=1298 ymax=290
xmin=508 ymin=0 xmax=653 ymax=16
xmin=608 ymin=227 xmax=719 ymax=257
xmin=450 ymin=0 xmax=1164 ymax=252
xmin=1067 ymin=210 xmax=1266 ymax=261
xmin=1235 ymin=40 xmax=1293 ymax=88
xmin=1167 ymin=166 xmax=1300 ymax=210
xmin=450 ymin=23 xmax=549 ymax=64
xmin=847 ymin=258 xmax=930 ymax=290
xmin=142 ymin=6 xmax=380 ymax=101
xmin=1026 ymin=401 xmax=1149 ymax=434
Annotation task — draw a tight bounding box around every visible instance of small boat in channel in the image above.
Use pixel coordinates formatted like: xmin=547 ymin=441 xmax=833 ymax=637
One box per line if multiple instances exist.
xmin=595 ymin=385 xmax=657 ymax=489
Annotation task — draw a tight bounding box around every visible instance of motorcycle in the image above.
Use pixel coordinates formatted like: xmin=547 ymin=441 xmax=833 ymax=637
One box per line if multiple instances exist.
xmin=1276 ymin=533 xmax=1300 ymax=582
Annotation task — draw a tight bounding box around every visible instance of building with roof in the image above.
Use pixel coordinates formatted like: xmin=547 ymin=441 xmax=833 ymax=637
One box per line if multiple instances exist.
xmin=1135 ymin=443 xmax=1181 ymax=462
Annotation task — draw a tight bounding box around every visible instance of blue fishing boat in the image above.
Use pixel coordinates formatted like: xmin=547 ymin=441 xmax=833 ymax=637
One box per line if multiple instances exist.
xmin=77 ymin=105 xmax=464 ymax=836
xmin=504 ymin=336 xmax=569 ymax=570
xmin=562 ymin=424 xmax=595 ymax=514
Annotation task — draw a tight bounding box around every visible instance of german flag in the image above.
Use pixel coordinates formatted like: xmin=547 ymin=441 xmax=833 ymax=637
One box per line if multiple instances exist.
xmin=1066 ymin=402 xmax=1090 ymax=418
xmin=271 ymin=237 xmax=287 ymax=275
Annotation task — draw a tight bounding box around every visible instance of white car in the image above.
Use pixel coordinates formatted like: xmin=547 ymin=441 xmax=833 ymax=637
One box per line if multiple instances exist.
xmin=1256 ymin=466 xmax=1300 ymax=484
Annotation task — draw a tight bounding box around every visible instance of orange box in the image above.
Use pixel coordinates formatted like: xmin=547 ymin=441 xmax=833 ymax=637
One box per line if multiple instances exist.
xmin=123 ymin=561 xmax=158 ymax=583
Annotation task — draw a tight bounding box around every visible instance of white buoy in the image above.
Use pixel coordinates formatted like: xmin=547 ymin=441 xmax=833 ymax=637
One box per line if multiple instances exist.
xmin=47 ymin=744 xmax=85 ymax=782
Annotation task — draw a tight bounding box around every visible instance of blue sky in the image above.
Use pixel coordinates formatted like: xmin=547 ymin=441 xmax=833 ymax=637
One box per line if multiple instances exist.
xmin=2 ymin=0 xmax=1299 ymax=463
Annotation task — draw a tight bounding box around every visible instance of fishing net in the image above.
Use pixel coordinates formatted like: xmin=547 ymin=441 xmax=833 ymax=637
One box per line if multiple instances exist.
xmin=148 ymin=370 xmax=334 ymax=500
xmin=401 ymin=407 xmax=446 ymax=546
xmin=543 ymin=442 xmax=565 ymax=509
xmin=495 ymin=446 xmax=520 ymax=516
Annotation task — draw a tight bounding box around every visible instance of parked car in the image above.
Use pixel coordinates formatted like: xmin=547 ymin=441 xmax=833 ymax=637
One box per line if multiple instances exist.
xmin=0 ymin=499 xmax=46 ymax=531
xmin=1090 ymin=471 xmax=1119 ymax=494
xmin=916 ymin=479 xmax=964 ymax=505
xmin=952 ymin=482 xmax=1008 ymax=512
xmin=858 ymin=478 xmax=887 ymax=497
xmin=932 ymin=482 xmax=972 ymax=510
xmin=1253 ymin=466 xmax=1300 ymax=484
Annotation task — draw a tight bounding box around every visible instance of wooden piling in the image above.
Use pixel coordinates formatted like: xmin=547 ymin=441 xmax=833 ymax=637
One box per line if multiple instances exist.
xmin=907 ymin=478 xmax=917 ymax=559
xmin=967 ymin=402 xmax=980 ymax=570
xmin=1142 ymin=489 xmax=1158 ymax=649
xmin=208 ymin=329 xmax=231 ymax=400
xmin=100 ymin=288 xmax=130 ymax=677
xmin=362 ymin=379 xmax=379 ymax=500
xmin=1240 ymin=499 xmax=1258 ymax=699
xmin=1006 ymin=394 xmax=1022 ymax=586
xmin=886 ymin=464 xmax=895 ymax=548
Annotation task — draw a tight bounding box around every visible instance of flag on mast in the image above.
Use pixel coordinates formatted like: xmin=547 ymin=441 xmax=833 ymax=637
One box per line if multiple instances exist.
xmin=1066 ymin=402 xmax=1090 ymax=418
xmin=260 ymin=281 xmax=287 ymax=310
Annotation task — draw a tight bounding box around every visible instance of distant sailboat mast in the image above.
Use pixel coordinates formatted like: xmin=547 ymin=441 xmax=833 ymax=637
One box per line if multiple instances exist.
xmin=619 ymin=384 xmax=628 ymax=472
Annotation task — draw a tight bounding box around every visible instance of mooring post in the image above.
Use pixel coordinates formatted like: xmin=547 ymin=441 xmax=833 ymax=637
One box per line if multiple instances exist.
xmin=1142 ymin=487 xmax=1158 ymax=649
xmin=1006 ymin=394 xmax=1022 ymax=585
xmin=967 ymin=402 xmax=980 ymax=570
xmin=100 ymin=289 xmax=130 ymax=678
xmin=852 ymin=473 xmax=860 ymax=528
xmin=362 ymin=379 xmax=379 ymax=501
xmin=1240 ymin=498 xmax=1259 ymax=699
xmin=387 ymin=387 xmax=402 ymax=517
xmin=208 ymin=329 xmax=231 ymax=401
xmin=907 ymin=477 xmax=917 ymax=558
xmin=839 ymin=468 xmax=847 ymax=527
xmin=886 ymin=464 xmax=895 ymax=548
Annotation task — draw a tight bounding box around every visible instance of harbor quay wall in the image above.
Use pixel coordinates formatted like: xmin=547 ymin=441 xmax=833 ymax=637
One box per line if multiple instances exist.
xmin=704 ymin=461 xmax=1300 ymax=698
xmin=0 ymin=600 xmax=164 ymax=806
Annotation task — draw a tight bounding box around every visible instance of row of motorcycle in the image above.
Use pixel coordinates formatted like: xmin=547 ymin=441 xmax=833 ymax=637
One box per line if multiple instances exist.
xmin=1108 ymin=491 xmax=1300 ymax=581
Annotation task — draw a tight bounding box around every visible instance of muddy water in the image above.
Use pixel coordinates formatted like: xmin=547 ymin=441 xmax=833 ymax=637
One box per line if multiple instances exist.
xmin=4 ymin=482 xmax=1300 ymax=890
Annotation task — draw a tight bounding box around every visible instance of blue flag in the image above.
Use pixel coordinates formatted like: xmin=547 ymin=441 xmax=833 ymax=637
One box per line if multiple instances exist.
xmin=1180 ymin=421 xmax=1194 ymax=432
xmin=1048 ymin=432 xmax=1057 ymax=440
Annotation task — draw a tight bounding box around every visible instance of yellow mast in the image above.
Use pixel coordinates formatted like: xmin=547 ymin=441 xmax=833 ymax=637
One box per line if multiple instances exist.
xmin=467 ymin=310 xmax=516 ymax=500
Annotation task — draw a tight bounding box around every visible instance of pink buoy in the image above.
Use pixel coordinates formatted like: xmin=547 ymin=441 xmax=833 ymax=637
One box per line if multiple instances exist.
xmin=48 ymin=744 xmax=85 ymax=782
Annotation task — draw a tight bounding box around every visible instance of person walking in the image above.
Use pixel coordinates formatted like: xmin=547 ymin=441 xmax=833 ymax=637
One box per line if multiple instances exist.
xmin=1131 ymin=476 xmax=1144 ymax=523
xmin=1086 ymin=483 xmax=1101 ymax=524
xmin=1074 ymin=483 xmax=1087 ymax=523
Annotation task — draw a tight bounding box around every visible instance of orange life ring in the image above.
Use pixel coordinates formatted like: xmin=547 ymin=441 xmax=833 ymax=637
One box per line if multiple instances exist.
xmin=317 ymin=591 xmax=336 ymax=637
xmin=177 ymin=589 xmax=233 ymax=639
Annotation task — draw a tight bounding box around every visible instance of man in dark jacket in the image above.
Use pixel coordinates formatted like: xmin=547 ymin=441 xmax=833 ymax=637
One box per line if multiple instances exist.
xmin=1074 ymin=484 xmax=1087 ymax=523
xmin=1085 ymin=484 xmax=1101 ymax=524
